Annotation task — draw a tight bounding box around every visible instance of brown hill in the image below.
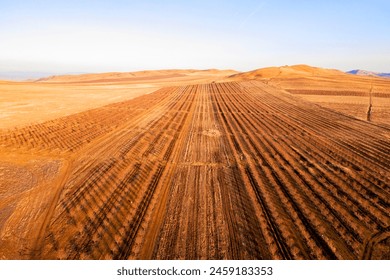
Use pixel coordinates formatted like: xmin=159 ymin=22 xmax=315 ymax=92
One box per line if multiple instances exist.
xmin=227 ymin=64 xmax=390 ymax=97
xmin=36 ymin=69 xmax=238 ymax=84
xmin=228 ymin=64 xmax=345 ymax=81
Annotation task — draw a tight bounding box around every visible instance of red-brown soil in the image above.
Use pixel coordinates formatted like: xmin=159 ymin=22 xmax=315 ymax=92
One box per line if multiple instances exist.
xmin=229 ymin=65 xmax=390 ymax=126
xmin=0 ymin=67 xmax=389 ymax=259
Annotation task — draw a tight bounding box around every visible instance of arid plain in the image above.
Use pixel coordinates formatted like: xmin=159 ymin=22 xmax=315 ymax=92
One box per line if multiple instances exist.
xmin=0 ymin=65 xmax=389 ymax=259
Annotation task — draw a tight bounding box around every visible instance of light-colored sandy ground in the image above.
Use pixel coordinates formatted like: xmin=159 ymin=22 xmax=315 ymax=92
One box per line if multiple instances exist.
xmin=0 ymin=69 xmax=236 ymax=129
xmin=0 ymin=82 xmax=158 ymax=129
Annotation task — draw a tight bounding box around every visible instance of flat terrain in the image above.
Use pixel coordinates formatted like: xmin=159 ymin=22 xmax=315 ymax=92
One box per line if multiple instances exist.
xmin=0 ymin=69 xmax=234 ymax=129
xmin=0 ymin=81 xmax=157 ymax=129
xmin=0 ymin=67 xmax=389 ymax=259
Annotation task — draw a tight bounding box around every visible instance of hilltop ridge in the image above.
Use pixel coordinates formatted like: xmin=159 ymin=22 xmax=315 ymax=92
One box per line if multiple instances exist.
xmin=35 ymin=69 xmax=238 ymax=83
xmin=228 ymin=64 xmax=345 ymax=80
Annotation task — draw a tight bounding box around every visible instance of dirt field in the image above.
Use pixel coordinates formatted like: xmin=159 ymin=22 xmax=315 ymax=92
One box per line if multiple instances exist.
xmin=0 ymin=67 xmax=389 ymax=260
xmin=292 ymin=95 xmax=390 ymax=127
xmin=229 ymin=65 xmax=390 ymax=127
xmin=0 ymin=69 xmax=234 ymax=129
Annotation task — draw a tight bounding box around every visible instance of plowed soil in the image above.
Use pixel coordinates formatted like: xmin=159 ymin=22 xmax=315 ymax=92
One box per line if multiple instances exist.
xmin=0 ymin=72 xmax=389 ymax=259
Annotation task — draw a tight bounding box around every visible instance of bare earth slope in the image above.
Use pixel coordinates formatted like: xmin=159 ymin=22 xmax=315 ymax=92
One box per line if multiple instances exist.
xmin=36 ymin=69 xmax=238 ymax=84
xmin=229 ymin=65 xmax=390 ymax=126
xmin=1 ymin=72 xmax=389 ymax=259
xmin=228 ymin=64 xmax=344 ymax=80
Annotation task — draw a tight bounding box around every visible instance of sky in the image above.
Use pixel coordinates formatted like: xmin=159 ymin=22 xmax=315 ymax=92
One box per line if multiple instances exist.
xmin=1 ymin=0 xmax=389 ymax=75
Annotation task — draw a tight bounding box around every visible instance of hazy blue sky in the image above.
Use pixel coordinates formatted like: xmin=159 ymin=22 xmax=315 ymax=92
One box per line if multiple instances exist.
xmin=1 ymin=0 xmax=389 ymax=74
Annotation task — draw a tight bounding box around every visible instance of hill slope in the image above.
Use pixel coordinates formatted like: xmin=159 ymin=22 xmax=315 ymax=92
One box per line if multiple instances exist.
xmin=228 ymin=64 xmax=344 ymax=80
xmin=35 ymin=69 xmax=238 ymax=84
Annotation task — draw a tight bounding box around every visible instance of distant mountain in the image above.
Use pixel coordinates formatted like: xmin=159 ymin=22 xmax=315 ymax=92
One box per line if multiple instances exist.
xmin=347 ymin=69 xmax=390 ymax=78
xmin=0 ymin=71 xmax=84 ymax=81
